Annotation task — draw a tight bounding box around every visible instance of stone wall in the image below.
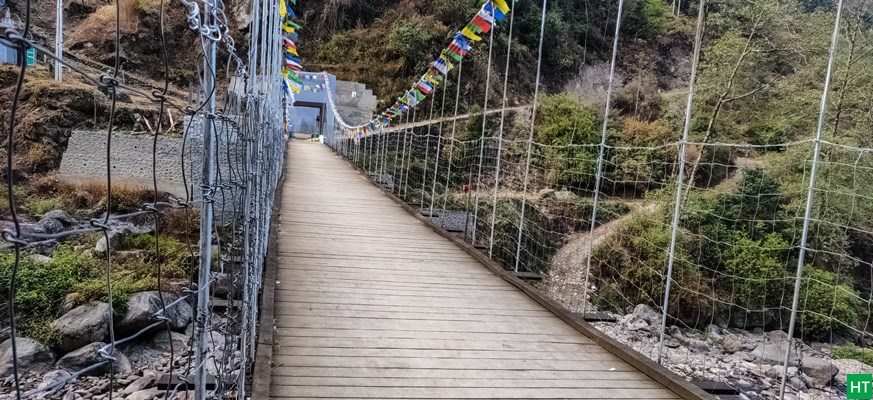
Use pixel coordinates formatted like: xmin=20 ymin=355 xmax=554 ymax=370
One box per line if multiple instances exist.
xmin=59 ymin=117 xmax=243 ymax=220
xmin=335 ymin=80 xmax=378 ymax=126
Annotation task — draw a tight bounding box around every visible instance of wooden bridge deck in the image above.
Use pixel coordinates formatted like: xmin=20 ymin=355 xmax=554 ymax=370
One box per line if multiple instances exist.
xmin=268 ymin=140 xmax=687 ymax=399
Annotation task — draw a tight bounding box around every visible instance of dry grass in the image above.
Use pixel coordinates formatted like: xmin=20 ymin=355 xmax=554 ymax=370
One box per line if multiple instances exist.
xmin=68 ymin=0 xmax=159 ymax=44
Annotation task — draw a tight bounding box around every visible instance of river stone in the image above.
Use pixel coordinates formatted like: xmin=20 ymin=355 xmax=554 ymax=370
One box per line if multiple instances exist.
xmin=37 ymin=369 xmax=73 ymax=391
xmin=147 ymin=330 xmax=189 ymax=354
xmin=56 ymin=342 xmax=132 ymax=376
xmin=632 ymin=304 xmax=661 ymax=326
xmin=118 ymin=292 xmax=192 ymax=334
xmin=722 ymin=336 xmax=743 ymax=354
xmin=52 ymin=302 xmax=110 ymax=353
xmin=127 ymin=387 xmax=161 ymax=400
xmin=122 ymin=373 xmax=157 ymax=395
xmin=41 ymin=210 xmax=77 ymax=226
xmin=800 ymin=357 xmax=838 ymax=388
xmin=94 ymin=228 xmax=131 ymax=252
xmin=28 ymin=239 xmax=59 ymax=256
xmin=0 ymin=337 xmax=55 ymax=377
xmin=749 ymin=340 xmax=801 ymax=366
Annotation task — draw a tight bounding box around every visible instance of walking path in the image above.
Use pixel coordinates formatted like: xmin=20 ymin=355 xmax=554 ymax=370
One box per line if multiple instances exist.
xmin=268 ymin=139 xmax=693 ymax=399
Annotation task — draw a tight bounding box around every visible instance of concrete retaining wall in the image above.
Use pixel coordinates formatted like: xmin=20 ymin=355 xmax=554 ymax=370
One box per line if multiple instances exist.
xmin=59 ymin=117 xmax=243 ymax=221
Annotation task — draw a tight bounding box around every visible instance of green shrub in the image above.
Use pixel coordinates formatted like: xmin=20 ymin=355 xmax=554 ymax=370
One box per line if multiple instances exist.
xmin=724 ymin=232 xmax=788 ymax=312
xmin=593 ymin=215 xmax=713 ymax=325
xmin=20 ymin=317 xmax=61 ymax=347
xmin=0 ymin=246 xmax=98 ymax=318
xmin=535 ymin=94 xmax=600 ymax=189
xmin=74 ymin=273 xmax=158 ymax=314
xmin=833 ymin=345 xmax=873 ymax=366
xmin=118 ymin=233 xmax=191 ymax=278
xmin=797 ymin=265 xmax=860 ymax=340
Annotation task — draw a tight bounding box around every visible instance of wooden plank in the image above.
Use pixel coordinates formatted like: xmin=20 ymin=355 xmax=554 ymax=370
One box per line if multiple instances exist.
xmin=270 ymin=386 xmax=680 ymax=399
xmin=275 ymin=328 xmax=590 ymax=344
xmin=275 ymin=308 xmax=561 ymax=323
xmin=272 ymin=376 xmax=664 ymax=388
xmin=272 ymin=347 xmax=616 ymax=361
xmin=271 ymin=367 xmax=646 ymax=380
xmin=273 ymin=337 xmax=595 ymax=351
xmin=271 ymin=355 xmax=640 ymax=371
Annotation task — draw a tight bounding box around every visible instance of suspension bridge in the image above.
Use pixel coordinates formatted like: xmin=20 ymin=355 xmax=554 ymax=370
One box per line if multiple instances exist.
xmin=1 ymin=0 xmax=866 ymax=397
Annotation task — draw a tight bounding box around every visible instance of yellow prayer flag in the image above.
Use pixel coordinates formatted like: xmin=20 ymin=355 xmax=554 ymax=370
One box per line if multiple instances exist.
xmin=286 ymin=47 xmax=298 ymax=56
xmin=461 ymin=27 xmax=482 ymax=41
xmin=493 ymin=0 xmax=510 ymax=14
xmin=280 ymin=0 xmax=288 ymax=17
xmin=424 ymin=73 xmax=440 ymax=85
xmin=283 ymin=24 xmax=295 ymax=33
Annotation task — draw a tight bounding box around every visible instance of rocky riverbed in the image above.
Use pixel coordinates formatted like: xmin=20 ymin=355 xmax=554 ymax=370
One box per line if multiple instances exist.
xmin=593 ymin=304 xmax=872 ymax=399
xmin=0 ymin=292 xmax=240 ymax=400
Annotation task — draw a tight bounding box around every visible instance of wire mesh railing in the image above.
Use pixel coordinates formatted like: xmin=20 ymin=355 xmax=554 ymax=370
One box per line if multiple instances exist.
xmin=1 ymin=0 xmax=286 ymax=398
xmin=322 ymin=0 xmax=873 ymax=398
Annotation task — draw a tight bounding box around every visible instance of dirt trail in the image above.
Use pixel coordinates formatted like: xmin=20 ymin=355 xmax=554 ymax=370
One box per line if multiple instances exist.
xmin=540 ymin=202 xmax=657 ymax=312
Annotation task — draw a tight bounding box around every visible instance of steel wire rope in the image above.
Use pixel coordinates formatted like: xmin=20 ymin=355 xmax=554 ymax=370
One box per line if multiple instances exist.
xmin=654 ymin=0 xmax=707 ymax=365
xmin=421 ymin=93 xmax=437 ymax=209
xmin=579 ymin=0 xmax=625 ymax=316
xmin=487 ymin=1 xmax=516 ymax=257
xmin=150 ymin=0 xmax=177 ymax=397
xmin=429 ymin=68 xmax=451 ymax=218
xmin=1 ymin=0 xmax=33 ymax=396
xmin=513 ymin=0 xmax=548 ymax=273
xmin=778 ymin=0 xmax=845 ymax=397
xmin=471 ymin=1 xmax=498 ymax=245
xmin=441 ymin=59 xmax=465 ymax=222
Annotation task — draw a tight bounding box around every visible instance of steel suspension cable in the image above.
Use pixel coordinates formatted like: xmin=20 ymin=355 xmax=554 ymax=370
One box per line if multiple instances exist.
xmin=514 ymin=0 xmax=548 ymax=273
xmin=779 ymin=0 xmax=845 ymax=397
xmin=471 ymin=2 xmax=498 ymax=245
xmin=579 ymin=0 xmax=625 ymax=315
xmin=655 ymin=0 xmax=707 ymax=365
xmin=441 ymin=59 xmax=465 ymax=224
xmin=429 ymin=72 xmax=451 ymax=218
xmin=487 ymin=0 xmax=516 ymax=257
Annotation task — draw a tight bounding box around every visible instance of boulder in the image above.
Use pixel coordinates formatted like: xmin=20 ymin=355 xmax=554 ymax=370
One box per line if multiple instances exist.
xmin=40 ymin=210 xmax=77 ymax=226
xmin=632 ymin=304 xmax=661 ymax=326
xmin=37 ymin=369 xmax=72 ymax=392
xmin=0 ymin=337 xmax=55 ymax=377
xmin=95 ymin=227 xmax=131 ymax=252
xmin=706 ymin=324 xmax=723 ymax=341
xmin=37 ymin=218 xmax=65 ymax=235
xmin=58 ymin=293 xmax=83 ymax=316
xmin=52 ymin=302 xmax=110 ymax=353
xmin=118 ymin=292 xmax=193 ymax=334
xmin=722 ymin=336 xmax=743 ymax=354
xmin=56 ymin=342 xmax=132 ymax=376
xmin=27 ymin=239 xmax=59 ymax=256
xmin=122 ymin=373 xmax=157 ymax=395
xmin=147 ymin=331 xmax=189 ymax=354
xmin=788 ymin=375 xmax=807 ymax=391
xmin=800 ymin=357 xmax=838 ymax=388
xmin=749 ymin=340 xmax=801 ymax=366
xmin=126 ymin=388 xmax=161 ymax=400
